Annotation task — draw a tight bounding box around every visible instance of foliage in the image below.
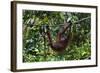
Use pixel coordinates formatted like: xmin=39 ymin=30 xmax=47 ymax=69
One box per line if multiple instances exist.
xmin=22 ymin=10 xmax=91 ymax=62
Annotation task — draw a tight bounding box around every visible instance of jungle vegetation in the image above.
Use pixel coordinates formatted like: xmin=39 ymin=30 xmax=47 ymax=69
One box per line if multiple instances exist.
xmin=22 ymin=10 xmax=91 ymax=62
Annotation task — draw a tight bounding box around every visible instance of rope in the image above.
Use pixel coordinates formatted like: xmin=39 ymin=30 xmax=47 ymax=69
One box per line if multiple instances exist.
xmin=73 ymin=16 xmax=91 ymax=24
xmin=40 ymin=16 xmax=91 ymax=34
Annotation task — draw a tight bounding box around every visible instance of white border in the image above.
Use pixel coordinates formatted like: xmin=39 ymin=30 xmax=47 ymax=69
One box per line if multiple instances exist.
xmin=17 ymin=3 xmax=96 ymax=69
